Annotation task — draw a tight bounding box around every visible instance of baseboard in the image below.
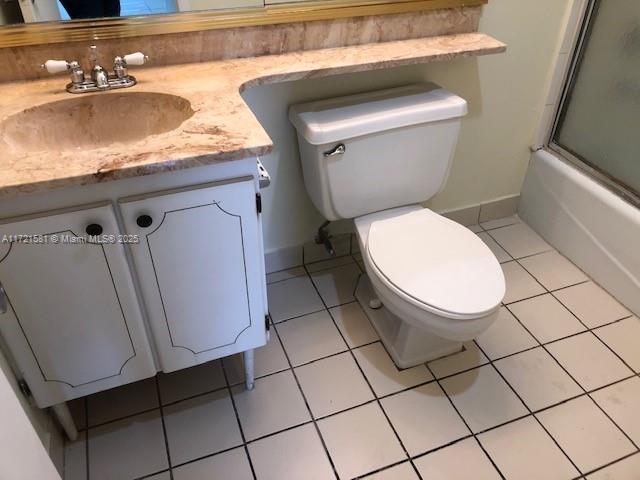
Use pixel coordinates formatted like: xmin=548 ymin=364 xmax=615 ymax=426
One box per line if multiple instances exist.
xmin=264 ymin=233 xmax=354 ymax=274
xmin=440 ymin=195 xmax=520 ymax=226
xmin=264 ymin=196 xmax=520 ymax=273
xmin=264 ymin=245 xmax=303 ymax=274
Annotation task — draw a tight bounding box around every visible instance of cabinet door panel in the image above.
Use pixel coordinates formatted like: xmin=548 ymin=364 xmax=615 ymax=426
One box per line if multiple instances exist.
xmin=121 ymin=178 xmax=266 ymax=372
xmin=147 ymin=203 xmax=250 ymax=352
xmin=0 ymin=204 xmax=155 ymax=407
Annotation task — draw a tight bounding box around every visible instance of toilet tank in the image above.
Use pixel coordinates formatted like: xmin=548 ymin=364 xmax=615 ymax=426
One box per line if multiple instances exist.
xmin=289 ymin=83 xmax=468 ymax=220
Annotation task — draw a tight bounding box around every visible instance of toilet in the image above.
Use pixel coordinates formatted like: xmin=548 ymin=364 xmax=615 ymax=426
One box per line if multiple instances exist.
xmin=289 ymin=83 xmax=505 ymax=368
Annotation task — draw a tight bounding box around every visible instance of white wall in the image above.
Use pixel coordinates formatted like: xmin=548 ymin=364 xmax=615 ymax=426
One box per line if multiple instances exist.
xmin=242 ymin=0 xmax=572 ymax=253
xmin=0 ymin=348 xmax=63 ymax=477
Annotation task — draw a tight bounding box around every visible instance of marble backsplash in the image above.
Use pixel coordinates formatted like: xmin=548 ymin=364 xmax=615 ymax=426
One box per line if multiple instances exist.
xmin=0 ymin=6 xmax=481 ymax=83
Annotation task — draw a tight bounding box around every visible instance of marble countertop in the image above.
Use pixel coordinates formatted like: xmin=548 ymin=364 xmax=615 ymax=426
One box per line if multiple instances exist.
xmin=0 ymin=32 xmax=505 ymax=199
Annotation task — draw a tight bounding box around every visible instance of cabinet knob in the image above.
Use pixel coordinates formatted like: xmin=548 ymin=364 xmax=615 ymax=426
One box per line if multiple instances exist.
xmin=85 ymin=223 xmax=103 ymax=236
xmin=136 ymin=215 xmax=153 ymax=228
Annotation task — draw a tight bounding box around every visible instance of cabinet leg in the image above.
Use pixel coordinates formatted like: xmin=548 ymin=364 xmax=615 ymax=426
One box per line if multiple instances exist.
xmin=51 ymin=402 xmax=78 ymax=441
xmin=243 ymin=349 xmax=255 ymax=391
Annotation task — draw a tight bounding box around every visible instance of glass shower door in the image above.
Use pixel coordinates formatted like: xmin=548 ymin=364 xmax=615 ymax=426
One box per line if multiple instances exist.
xmin=551 ymin=0 xmax=640 ymax=203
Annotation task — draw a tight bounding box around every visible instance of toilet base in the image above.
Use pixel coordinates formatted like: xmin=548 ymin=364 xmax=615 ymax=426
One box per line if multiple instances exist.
xmin=355 ymin=276 xmax=463 ymax=369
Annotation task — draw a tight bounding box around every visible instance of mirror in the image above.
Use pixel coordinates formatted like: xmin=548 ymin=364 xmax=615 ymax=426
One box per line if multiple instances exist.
xmin=1 ymin=0 xmax=265 ymax=24
xmin=0 ymin=0 xmax=483 ymax=49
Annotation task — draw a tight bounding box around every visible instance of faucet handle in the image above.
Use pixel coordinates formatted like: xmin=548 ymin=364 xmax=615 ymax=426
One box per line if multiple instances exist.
xmin=41 ymin=59 xmax=70 ymax=74
xmin=122 ymin=52 xmax=148 ymax=66
xmin=42 ymin=60 xmax=85 ymax=85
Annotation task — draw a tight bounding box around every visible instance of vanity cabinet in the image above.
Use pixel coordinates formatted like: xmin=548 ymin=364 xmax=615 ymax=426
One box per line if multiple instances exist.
xmin=0 ymin=204 xmax=156 ymax=408
xmin=120 ymin=177 xmax=267 ymax=373
xmin=0 ymin=160 xmax=267 ymax=413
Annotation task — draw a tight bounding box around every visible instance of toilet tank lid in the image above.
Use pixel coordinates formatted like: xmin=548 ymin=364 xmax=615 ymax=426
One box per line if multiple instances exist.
xmin=288 ymin=83 xmax=468 ymax=145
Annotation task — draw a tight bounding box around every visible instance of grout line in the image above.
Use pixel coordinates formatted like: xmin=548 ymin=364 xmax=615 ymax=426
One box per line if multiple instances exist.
xmin=548 ymin=280 xmax=594 ymax=294
xmin=271 ymin=306 xmax=328 ymax=324
xmin=267 ymin=253 xmax=357 ymax=282
xmin=502 ymin=248 xmax=557 ymax=262
xmin=499 ymin=277 xmax=591 ymax=307
xmin=74 ymin=310 xmax=636 ymax=451
xmin=265 ymin=271 xmax=307 ymax=285
xmin=269 ymin=316 xmax=341 ymax=480
xmin=357 ymin=458 xmax=419 ymax=479
xmin=591 ymin=314 xmax=636 ymax=332
xmin=158 ymin=380 xmax=228 ymax=408
xmin=83 ymin=405 xmax=163 ymax=431
xmin=432 ymin=348 xmax=638 ymax=419
xmin=281 ymin=340 xmax=378 ymax=370
xmin=398 ymin=223 xmax=637 ymax=476
xmin=502 ymin=279 xmax=589 ymax=306
xmin=475 ymin=228 xmax=514 ymax=263
xmin=408 ymin=433 xmax=475 ymax=461
xmin=165 ymin=255 xmax=638 ymax=477
xmin=73 ymin=239 xmax=638 ymax=479
xmin=153 ymin=377 xmax=175 ymax=480
xmin=479 ymin=218 xmax=521 ymax=232
xmin=223 ymin=364 xmax=289 ymax=388
xmin=220 ymin=361 xmax=258 ymax=480
xmin=423 ymin=361 xmax=506 ymax=480
xmin=237 ymin=419 xmax=315 ymax=446
xmin=548 ymin=289 xmax=637 ymax=371
xmin=262 ymin=257 xmax=616 ymax=473
xmin=429 ymin=360 xmax=492 ymax=383
xmin=168 ymin=441 xmax=254 ymax=472
xmin=542 ymin=335 xmax=640 ymax=452
xmin=272 ymin=298 xmax=359 ymax=325
xmin=135 ymin=468 xmax=172 ymax=480
xmin=306 ymin=259 xmax=357 ymax=275
xmin=225 ymin=339 xmax=390 ymax=388
xmin=84 ymin=397 xmax=90 ymax=480
xmin=472 ymin=337 xmax=584 ymax=476
xmin=579 ymin=449 xmax=640 ymax=478
xmin=464 ymin=411 xmax=542 ymax=437
xmin=498 ymin=252 xmax=640 ymax=454
xmin=81 ymin=341 xmax=447 ymax=455
xmin=304 ymin=266 xmax=425 ymax=480
xmin=161 ymin=346 xmax=611 ymax=454
xmin=459 ymin=309 xmax=630 ymax=369
xmin=508 ymin=257 xmax=640 ymax=446
xmin=84 ymin=363 xmax=233 ymax=431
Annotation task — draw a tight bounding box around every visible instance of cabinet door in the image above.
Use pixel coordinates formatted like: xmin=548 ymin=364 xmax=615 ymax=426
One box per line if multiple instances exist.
xmin=0 ymin=204 xmax=155 ymax=408
xmin=120 ymin=178 xmax=266 ymax=372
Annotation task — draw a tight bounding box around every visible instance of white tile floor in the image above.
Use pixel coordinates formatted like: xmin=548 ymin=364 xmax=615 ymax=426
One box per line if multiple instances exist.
xmin=64 ymin=216 xmax=640 ymax=480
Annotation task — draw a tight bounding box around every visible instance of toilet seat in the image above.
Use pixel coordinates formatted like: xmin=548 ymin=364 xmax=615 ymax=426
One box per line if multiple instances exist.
xmin=358 ymin=206 xmax=505 ymax=320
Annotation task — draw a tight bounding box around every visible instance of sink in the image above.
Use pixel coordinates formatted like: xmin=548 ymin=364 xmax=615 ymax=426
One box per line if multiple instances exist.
xmin=1 ymin=92 xmax=194 ymax=153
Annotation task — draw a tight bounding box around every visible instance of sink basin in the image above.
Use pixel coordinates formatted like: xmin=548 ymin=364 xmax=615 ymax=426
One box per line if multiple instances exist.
xmin=1 ymin=92 xmax=194 ymax=153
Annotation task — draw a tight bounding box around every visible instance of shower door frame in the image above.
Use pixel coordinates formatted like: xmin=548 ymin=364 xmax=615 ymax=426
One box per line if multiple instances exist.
xmin=547 ymin=0 xmax=640 ymax=208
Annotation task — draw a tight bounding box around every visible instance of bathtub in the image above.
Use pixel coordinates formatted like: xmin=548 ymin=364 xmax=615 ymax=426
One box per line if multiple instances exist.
xmin=519 ymin=149 xmax=640 ymax=316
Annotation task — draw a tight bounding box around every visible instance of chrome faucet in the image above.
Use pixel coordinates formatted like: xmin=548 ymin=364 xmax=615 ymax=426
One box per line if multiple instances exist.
xmin=89 ymin=45 xmax=110 ymax=90
xmin=41 ymin=45 xmax=149 ymax=94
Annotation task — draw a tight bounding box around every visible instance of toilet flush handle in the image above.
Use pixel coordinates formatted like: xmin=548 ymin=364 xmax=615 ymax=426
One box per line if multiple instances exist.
xmin=323 ymin=143 xmax=346 ymax=157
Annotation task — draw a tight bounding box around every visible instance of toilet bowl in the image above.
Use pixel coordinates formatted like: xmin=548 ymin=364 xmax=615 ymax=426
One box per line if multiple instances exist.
xmin=353 ymin=205 xmax=504 ymax=366
xmin=289 ymin=83 xmax=506 ymax=367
